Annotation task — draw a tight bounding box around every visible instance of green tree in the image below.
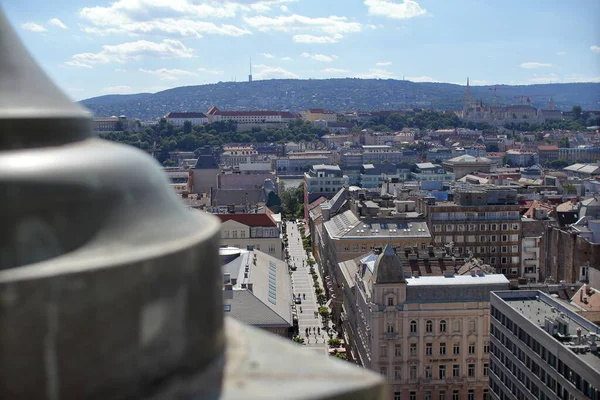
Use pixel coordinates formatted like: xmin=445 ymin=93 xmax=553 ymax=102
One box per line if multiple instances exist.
xmin=327 ymin=337 xmax=341 ymax=348
xmin=334 ymin=353 xmax=347 ymax=360
xmin=319 ymin=306 xmax=330 ymax=319
xmin=183 ymin=120 xmax=192 ymax=134
xmin=292 ymin=336 xmax=305 ymax=344
xmin=572 ymin=105 xmax=583 ymax=119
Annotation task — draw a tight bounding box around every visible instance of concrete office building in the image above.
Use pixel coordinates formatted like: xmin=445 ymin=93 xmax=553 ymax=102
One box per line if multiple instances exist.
xmin=490 ymin=290 xmax=600 ymax=400
xmin=341 ymin=245 xmax=509 ymax=399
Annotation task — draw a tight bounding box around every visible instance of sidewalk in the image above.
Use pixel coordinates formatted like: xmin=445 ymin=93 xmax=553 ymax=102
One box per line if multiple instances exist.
xmin=286 ymin=221 xmax=332 ymax=352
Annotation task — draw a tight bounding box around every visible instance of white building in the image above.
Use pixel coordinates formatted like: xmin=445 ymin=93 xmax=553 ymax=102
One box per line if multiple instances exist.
xmin=164 ymin=112 xmax=208 ymax=126
xmin=216 ymin=213 xmax=283 ymax=260
xmin=206 ymin=106 xmax=296 ymax=124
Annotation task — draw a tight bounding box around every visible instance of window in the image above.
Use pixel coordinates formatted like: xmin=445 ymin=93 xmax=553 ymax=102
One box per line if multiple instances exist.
xmin=502 ymin=224 xmax=508 ymax=230
xmin=224 ymin=230 xmax=230 ymax=238
xmin=224 ymin=304 xmax=231 ymax=312
xmin=453 ymin=343 xmax=460 ymax=355
xmin=491 ymin=224 xmax=497 ymax=231
xmin=395 ymin=344 xmax=402 ymax=357
xmin=387 ymin=321 xmax=395 ymax=333
xmin=381 ymin=344 xmax=388 ymax=358
xmin=410 ymin=392 xmax=416 ymax=400
xmin=439 ymin=391 xmax=445 ymax=400
xmin=479 ymin=235 xmax=486 ymax=242
xmin=409 ymin=365 xmax=417 ymax=380
xmin=439 ymin=342 xmax=446 ymax=355
xmin=468 ymin=390 xmax=475 ymax=400
xmin=468 ymin=343 xmax=476 ymax=354
xmin=452 ymin=364 xmax=460 ymax=377
xmin=410 ymin=320 xmax=417 ymax=333
xmin=425 ymin=391 xmax=432 ymax=400
xmin=439 ymin=320 xmax=447 ymax=332
xmin=452 ymin=319 xmax=460 ymax=332
xmin=468 ymin=319 xmax=476 ymax=332
xmin=438 ymin=365 xmax=446 ymax=379
xmin=426 ymin=343 xmax=432 ymax=356
xmin=452 ymin=391 xmax=459 ymax=400
xmin=425 ymin=366 xmax=432 ymax=378
xmin=232 ymin=230 xmax=238 ymax=238
xmin=268 ymin=245 xmax=275 ymax=254
xmin=483 ymin=389 xmax=488 ymax=400
xmin=380 ymin=366 xmax=387 ymax=377
xmin=240 ymin=231 xmax=246 ymax=238
xmin=394 ymin=393 xmax=401 ymax=400
xmin=394 ymin=366 xmax=402 ymax=380
xmin=387 ymin=297 xmax=394 ymax=306
xmin=483 ymin=363 xmax=489 ymax=376
xmin=410 ymin=343 xmax=417 ymax=356
xmin=468 ymin=363 xmax=475 ymax=377
xmin=483 ymin=341 xmax=490 ymax=354
xmin=426 ymin=320 xmax=433 ymax=332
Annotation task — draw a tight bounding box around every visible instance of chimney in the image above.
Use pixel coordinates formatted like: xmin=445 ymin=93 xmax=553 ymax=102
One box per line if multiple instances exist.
xmin=581 ymin=285 xmax=585 ymax=302
xmin=577 ymin=328 xmax=582 ymax=345
xmin=224 ymin=284 xmax=233 ymax=290
xmin=224 ymin=272 xmax=231 ymax=284
xmin=247 ymin=283 xmax=253 ymax=292
xmin=231 ymin=277 xmax=237 ymax=285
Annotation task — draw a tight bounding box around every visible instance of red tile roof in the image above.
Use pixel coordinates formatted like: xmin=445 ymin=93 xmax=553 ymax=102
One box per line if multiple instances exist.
xmin=217 ymin=213 xmax=277 ymax=227
xmin=165 ymin=112 xmax=207 ymax=118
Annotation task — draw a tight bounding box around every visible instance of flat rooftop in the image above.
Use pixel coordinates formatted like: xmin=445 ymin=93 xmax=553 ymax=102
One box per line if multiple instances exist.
xmin=405 ymin=274 xmax=509 ymax=286
xmin=498 ymin=291 xmax=600 ymax=372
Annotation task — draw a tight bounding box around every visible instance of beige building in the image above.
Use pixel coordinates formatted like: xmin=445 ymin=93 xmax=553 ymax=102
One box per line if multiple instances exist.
xmin=217 ymin=213 xmax=283 ymax=260
xmin=302 ymin=108 xmax=338 ymax=122
xmin=340 ymin=245 xmax=509 ymax=400
xmin=442 ymin=155 xmax=496 ymax=179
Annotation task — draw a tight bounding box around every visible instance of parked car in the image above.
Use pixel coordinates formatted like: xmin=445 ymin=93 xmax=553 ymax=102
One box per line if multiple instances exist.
xmin=295 ymin=296 xmax=302 ymax=304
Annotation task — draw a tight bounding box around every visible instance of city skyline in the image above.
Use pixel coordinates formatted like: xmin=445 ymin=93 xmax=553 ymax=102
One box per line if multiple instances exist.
xmin=5 ymin=0 xmax=600 ymax=100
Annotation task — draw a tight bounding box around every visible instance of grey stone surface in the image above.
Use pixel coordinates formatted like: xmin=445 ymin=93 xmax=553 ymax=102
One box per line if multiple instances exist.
xmin=0 ymin=7 xmax=387 ymax=399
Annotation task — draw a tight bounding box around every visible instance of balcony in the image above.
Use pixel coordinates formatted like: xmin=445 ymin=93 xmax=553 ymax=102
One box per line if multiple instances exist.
xmin=381 ymin=333 xmax=400 ymax=340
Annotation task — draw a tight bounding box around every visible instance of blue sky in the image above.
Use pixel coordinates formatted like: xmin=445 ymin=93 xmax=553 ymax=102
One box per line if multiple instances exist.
xmin=4 ymin=0 xmax=600 ymax=100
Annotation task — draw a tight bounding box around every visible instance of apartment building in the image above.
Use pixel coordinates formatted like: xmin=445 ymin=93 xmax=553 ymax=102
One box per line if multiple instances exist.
xmin=342 ymin=245 xmax=509 ymax=400
xmin=206 ymin=106 xmax=296 ymax=124
xmin=304 ymin=164 xmax=349 ymax=209
xmin=216 ymin=213 xmax=283 ymax=260
xmin=417 ymin=186 xmax=522 ymax=278
xmin=443 ymin=155 xmax=497 ymax=179
xmin=364 ymin=131 xmax=399 ymax=146
xmin=93 ymin=115 xmax=127 ymax=132
xmin=490 ymin=290 xmax=600 ymax=400
xmin=221 ymin=145 xmax=261 ymax=167
xmin=362 ymin=145 xmax=404 ymax=165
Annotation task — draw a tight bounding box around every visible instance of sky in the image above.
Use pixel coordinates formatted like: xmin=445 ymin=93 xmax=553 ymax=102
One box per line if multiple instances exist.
xmin=4 ymin=0 xmax=600 ymax=100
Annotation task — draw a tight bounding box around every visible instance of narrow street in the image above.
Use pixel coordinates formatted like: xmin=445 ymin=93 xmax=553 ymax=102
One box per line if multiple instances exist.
xmin=286 ymin=221 xmax=330 ymax=355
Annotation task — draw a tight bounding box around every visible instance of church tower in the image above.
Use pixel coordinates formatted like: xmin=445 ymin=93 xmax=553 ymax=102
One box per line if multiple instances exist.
xmin=463 ymin=77 xmax=472 ymax=114
xmin=548 ymin=97 xmax=555 ymax=110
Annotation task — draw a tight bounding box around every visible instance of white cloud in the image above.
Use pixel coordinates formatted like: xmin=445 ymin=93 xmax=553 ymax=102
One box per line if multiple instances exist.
xmin=262 ymin=53 xmax=275 ymax=59
xmin=254 ymin=64 xmax=298 ymax=79
xmin=244 ymin=14 xmax=361 ymax=35
xmin=65 ymin=60 xmax=93 ymax=68
xmin=21 ymin=22 xmax=47 ymax=33
xmin=292 ymin=33 xmax=343 ymax=44
xmin=281 ymin=56 xmax=292 ymax=60
xmin=367 ymin=24 xmax=384 ymax=29
xmin=66 ymin=39 xmax=194 ymax=68
xmin=321 ymin=68 xmax=350 ymax=74
xmin=376 ymin=61 xmax=392 ymax=66
xmin=114 ymin=68 xmax=127 ymax=72
xmin=405 ymin=76 xmax=437 ymax=82
xmin=139 ymin=68 xmax=197 ymax=81
xmin=280 ymin=5 xmax=289 ymax=12
xmin=198 ymin=67 xmax=225 ymax=75
xmin=520 ymin=62 xmax=552 ymax=69
xmin=591 ymin=46 xmax=600 ymax=54
xmin=556 ymin=51 xmax=567 ymax=56
xmin=301 ymin=52 xmax=338 ymax=62
xmin=364 ymin=0 xmax=426 ymax=20
xmin=49 ymin=18 xmax=68 ymax=29
xmin=563 ymin=74 xmax=600 ymax=83
xmin=356 ymin=68 xmax=395 ymax=79
xmin=81 ymin=18 xmax=251 ymax=37
xmin=101 ymin=85 xmax=133 ymax=94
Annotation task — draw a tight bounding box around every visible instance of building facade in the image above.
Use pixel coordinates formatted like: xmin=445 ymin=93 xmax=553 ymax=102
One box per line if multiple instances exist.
xmin=217 ymin=213 xmax=283 ymax=260
xmin=417 ymin=187 xmax=522 ymax=278
xmin=302 ymin=108 xmax=338 ymax=122
xmin=490 ymin=290 xmax=600 ymax=400
xmin=304 ymin=165 xmax=349 ymax=211
xmin=343 ymin=245 xmax=509 ymax=400
xmin=164 ymin=111 xmax=208 ymax=126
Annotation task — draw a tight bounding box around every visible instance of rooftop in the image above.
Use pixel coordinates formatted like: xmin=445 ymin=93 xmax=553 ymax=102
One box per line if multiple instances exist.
xmin=217 ymin=213 xmax=277 ymax=227
xmin=324 ymin=210 xmax=431 ymax=240
xmin=497 ymin=290 xmax=600 ymax=372
xmin=405 ymin=273 xmax=509 ymax=286
xmin=165 ymin=112 xmax=207 ymax=119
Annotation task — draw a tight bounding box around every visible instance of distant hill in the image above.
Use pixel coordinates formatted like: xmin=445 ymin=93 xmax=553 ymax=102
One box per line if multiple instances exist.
xmin=80 ymin=79 xmax=600 ymax=121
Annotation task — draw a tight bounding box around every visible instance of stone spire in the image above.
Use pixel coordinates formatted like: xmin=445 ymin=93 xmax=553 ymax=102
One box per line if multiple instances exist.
xmin=548 ymin=97 xmax=555 ymax=110
xmin=464 ymin=77 xmax=472 ymax=111
xmin=373 ymin=244 xmax=405 ymax=284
